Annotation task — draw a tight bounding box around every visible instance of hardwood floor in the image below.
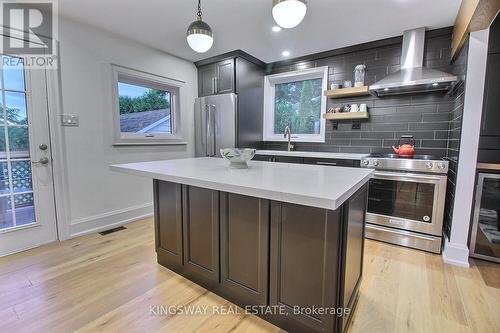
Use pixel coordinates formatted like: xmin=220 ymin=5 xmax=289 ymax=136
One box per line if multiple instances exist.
xmin=0 ymin=218 xmax=498 ymax=333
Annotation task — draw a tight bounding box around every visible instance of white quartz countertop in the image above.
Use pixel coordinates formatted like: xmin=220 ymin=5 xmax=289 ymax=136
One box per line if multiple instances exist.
xmin=255 ymin=150 xmax=369 ymax=160
xmin=110 ymin=157 xmax=373 ymax=210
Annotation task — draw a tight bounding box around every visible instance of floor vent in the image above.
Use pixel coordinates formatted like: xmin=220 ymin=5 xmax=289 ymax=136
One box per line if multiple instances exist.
xmin=99 ymin=226 xmax=127 ymax=236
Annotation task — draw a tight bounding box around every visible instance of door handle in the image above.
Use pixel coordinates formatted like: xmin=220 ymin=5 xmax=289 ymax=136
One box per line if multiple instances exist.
xmin=209 ymin=105 xmax=216 ymax=156
xmin=32 ymin=157 xmax=49 ymax=165
xmin=205 ymin=105 xmax=211 ymax=156
xmin=316 ymin=161 xmax=337 ymax=166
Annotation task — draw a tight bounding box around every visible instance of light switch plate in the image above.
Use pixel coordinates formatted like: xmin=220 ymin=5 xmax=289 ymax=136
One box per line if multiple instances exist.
xmin=61 ymin=114 xmax=79 ymax=127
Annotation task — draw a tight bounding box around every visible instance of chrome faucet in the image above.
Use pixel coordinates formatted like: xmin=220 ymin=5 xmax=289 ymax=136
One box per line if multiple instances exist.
xmin=284 ymin=126 xmax=294 ymax=151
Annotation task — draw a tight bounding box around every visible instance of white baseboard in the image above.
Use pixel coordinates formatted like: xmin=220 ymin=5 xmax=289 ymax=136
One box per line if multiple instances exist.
xmin=442 ymin=240 xmax=470 ymax=267
xmin=68 ymin=203 xmax=153 ymax=238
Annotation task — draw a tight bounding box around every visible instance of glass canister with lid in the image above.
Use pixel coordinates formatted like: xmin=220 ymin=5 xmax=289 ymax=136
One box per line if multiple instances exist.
xmin=354 ymin=64 xmax=366 ymax=87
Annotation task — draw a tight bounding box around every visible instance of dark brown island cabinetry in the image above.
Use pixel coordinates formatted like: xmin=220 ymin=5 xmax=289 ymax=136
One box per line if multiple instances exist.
xmin=153 ymin=180 xmax=368 ymax=333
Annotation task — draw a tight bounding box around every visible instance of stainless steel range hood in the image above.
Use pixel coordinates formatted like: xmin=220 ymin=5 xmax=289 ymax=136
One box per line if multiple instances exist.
xmin=369 ymin=28 xmax=457 ymax=97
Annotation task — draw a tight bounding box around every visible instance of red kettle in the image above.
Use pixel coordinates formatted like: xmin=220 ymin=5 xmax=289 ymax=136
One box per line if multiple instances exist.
xmin=392 ymin=135 xmax=415 ymax=157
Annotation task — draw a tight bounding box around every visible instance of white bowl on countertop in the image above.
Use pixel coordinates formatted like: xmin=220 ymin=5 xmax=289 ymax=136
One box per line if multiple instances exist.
xmin=220 ymin=148 xmax=256 ymax=169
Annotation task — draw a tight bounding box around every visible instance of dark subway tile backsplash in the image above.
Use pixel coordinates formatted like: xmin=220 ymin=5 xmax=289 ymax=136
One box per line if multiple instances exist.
xmin=262 ymin=28 xmax=464 ymax=158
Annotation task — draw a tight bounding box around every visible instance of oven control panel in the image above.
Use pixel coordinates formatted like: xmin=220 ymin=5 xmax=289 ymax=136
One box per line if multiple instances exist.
xmin=360 ymin=157 xmax=449 ymax=174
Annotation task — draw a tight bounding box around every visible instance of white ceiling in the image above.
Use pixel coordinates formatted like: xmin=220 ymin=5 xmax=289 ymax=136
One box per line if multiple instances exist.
xmin=59 ymin=0 xmax=462 ymax=63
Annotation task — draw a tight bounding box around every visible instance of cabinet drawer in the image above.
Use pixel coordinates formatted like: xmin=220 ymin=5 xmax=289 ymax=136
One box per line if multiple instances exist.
xmin=274 ymin=156 xmax=304 ymax=164
xmin=303 ymin=157 xmax=354 ymax=167
xmin=253 ymin=155 xmax=274 ymax=162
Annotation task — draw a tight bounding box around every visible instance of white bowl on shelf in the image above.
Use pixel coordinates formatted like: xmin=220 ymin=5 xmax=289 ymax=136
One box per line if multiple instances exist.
xmin=220 ymin=148 xmax=256 ymax=169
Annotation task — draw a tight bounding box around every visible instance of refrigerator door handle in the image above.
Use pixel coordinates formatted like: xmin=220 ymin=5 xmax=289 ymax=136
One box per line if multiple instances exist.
xmin=212 ymin=105 xmax=216 ymax=156
xmin=205 ymin=104 xmax=211 ymax=156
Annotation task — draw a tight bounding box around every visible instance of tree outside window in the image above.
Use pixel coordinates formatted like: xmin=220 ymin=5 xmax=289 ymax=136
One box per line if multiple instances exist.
xmin=274 ymin=78 xmax=322 ymax=135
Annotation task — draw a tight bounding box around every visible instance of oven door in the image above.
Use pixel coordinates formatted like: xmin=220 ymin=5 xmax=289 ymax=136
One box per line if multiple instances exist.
xmin=366 ymin=171 xmax=447 ymax=236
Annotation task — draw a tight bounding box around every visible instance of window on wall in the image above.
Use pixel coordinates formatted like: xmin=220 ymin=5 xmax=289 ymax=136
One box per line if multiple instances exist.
xmin=263 ymin=67 xmax=328 ymax=142
xmin=112 ymin=65 xmax=185 ymax=145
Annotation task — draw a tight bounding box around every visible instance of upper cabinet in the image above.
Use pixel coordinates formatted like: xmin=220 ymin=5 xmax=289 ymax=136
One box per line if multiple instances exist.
xmin=198 ymin=64 xmax=217 ymax=96
xmin=481 ymin=53 xmax=500 ymax=136
xmin=215 ymin=59 xmax=235 ymax=94
xmin=197 ymin=59 xmax=235 ymax=96
xmin=478 ymin=14 xmax=500 ymax=163
xmin=488 ymin=12 xmax=500 ymax=54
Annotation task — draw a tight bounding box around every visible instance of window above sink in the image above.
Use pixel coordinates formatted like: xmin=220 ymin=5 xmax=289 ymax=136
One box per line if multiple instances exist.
xmin=263 ymin=67 xmax=328 ymax=143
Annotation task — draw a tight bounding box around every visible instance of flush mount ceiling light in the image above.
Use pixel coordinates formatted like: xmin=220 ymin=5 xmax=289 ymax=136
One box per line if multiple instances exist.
xmin=282 ymin=50 xmax=291 ymax=57
xmin=186 ymin=0 xmax=213 ymax=53
xmin=272 ymin=0 xmax=307 ymax=29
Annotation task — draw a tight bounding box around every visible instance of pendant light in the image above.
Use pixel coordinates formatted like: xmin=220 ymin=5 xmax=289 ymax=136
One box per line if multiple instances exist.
xmin=272 ymin=0 xmax=307 ymax=29
xmin=186 ymin=0 xmax=213 ymax=53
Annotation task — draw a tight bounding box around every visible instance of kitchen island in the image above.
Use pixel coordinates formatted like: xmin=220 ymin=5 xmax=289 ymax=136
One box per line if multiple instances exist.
xmin=111 ymin=157 xmax=373 ymax=333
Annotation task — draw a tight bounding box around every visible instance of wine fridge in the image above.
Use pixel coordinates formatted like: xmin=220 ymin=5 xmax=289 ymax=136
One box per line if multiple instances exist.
xmin=470 ymin=173 xmax=500 ymax=263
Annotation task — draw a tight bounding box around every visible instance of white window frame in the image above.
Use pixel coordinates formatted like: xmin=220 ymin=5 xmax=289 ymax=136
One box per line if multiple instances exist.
xmin=263 ymin=66 xmax=328 ymax=142
xmin=111 ymin=65 xmax=186 ymax=145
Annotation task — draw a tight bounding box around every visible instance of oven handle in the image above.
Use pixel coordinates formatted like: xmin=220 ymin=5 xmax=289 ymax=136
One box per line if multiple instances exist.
xmin=373 ymin=171 xmax=445 ymax=184
xmin=367 ymin=224 xmax=438 ymax=242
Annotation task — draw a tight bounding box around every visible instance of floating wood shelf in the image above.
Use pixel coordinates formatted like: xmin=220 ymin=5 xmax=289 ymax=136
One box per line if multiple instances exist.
xmin=323 ymin=112 xmax=369 ymax=120
xmin=323 ymin=86 xmax=370 ymax=98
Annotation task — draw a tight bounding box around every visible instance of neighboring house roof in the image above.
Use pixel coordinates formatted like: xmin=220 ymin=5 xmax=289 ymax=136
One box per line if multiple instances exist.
xmin=120 ymin=109 xmax=169 ymax=133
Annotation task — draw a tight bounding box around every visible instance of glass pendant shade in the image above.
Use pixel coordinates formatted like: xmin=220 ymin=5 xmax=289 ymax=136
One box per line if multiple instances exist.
xmin=186 ymin=19 xmax=213 ymax=53
xmin=272 ymin=0 xmax=307 ymax=29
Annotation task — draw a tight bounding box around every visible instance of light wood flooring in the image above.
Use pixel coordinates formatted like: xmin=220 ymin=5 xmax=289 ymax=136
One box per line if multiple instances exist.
xmin=0 ymin=218 xmax=499 ymax=333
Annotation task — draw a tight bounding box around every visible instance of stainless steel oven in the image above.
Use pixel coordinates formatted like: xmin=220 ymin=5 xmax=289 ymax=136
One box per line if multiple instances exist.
xmin=361 ymin=154 xmax=449 ymax=253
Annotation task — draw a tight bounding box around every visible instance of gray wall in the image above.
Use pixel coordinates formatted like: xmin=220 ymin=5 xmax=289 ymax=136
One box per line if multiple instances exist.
xmin=262 ymin=28 xmax=458 ymax=157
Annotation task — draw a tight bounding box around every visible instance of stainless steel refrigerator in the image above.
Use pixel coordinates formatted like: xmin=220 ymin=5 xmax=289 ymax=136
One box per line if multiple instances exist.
xmin=195 ymin=93 xmax=238 ymax=157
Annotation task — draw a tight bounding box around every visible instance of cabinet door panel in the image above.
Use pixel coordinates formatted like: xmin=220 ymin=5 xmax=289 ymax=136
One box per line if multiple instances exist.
xmin=481 ymin=53 xmax=500 ymax=136
xmin=154 ymin=180 xmax=183 ymax=271
xmin=220 ymin=193 xmax=269 ymax=305
xmin=216 ymin=59 xmax=235 ymax=94
xmin=270 ymin=202 xmax=340 ymax=333
xmin=183 ymin=185 xmax=219 ymax=288
xmin=198 ymin=64 xmax=216 ymax=96
xmin=339 ymin=185 xmax=367 ymax=332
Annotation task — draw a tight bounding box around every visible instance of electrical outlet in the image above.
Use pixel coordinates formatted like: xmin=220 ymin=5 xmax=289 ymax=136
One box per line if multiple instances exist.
xmin=352 ymin=121 xmax=361 ymax=130
xmin=61 ymin=114 xmax=79 ymax=127
xmin=333 ymin=121 xmax=338 ymax=130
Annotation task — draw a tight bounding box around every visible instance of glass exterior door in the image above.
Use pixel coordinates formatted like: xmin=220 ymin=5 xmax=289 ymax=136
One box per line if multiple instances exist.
xmin=0 ymin=55 xmax=35 ymax=230
xmin=470 ymin=173 xmax=500 ymax=263
xmin=0 ymin=43 xmax=57 ymax=256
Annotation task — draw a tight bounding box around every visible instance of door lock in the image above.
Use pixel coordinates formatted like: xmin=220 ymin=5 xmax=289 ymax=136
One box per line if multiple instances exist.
xmin=39 ymin=143 xmax=48 ymax=150
xmin=32 ymin=157 xmax=49 ymax=165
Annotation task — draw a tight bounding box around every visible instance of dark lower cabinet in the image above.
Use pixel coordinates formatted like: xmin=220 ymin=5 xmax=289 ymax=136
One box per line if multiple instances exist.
xmin=304 ymin=157 xmax=355 ymax=167
xmin=154 ymin=180 xmax=368 ymax=333
xmin=253 ymin=155 xmax=274 ymax=162
xmin=154 ymin=180 xmax=183 ymax=272
xmin=274 ymin=156 xmax=304 ymax=164
xmin=338 ymin=185 xmax=367 ymax=331
xmin=220 ymin=193 xmax=269 ymax=305
xmin=182 ymin=185 xmax=220 ymax=290
xmin=269 ymin=202 xmax=341 ymax=333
